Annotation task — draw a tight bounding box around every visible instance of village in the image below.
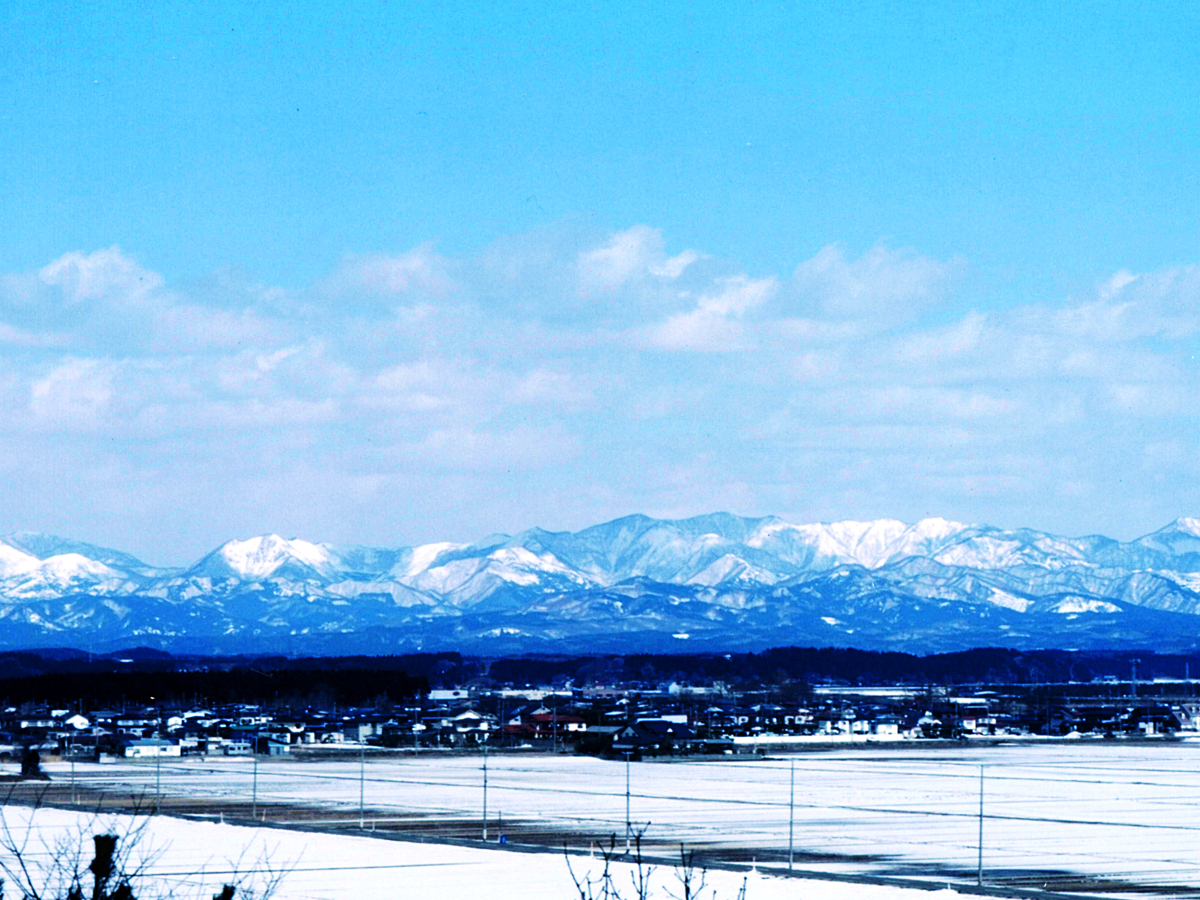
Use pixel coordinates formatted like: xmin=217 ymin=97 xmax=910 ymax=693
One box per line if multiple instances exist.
xmin=3 ymin=677 xmax=1199 ymax=763
xmin=5 ymin=676 xmax=1200 ymax=900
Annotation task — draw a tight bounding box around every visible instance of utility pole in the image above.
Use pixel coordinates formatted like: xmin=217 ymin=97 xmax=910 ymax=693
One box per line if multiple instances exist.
xmin=155 ymin=745 xmax=161 ymax=812
xmin=788 ymin=759 xmax=795 ymax=871
xmin=359 ymin=741 xmax=366 ymax=828
xmin=624 ymin=751 xmax=632 ymax=853
xmin=251 ymin=753 xmax=258 ymax=820
xmin=977 ymin=765 xmax=984 ymax=886
xmin=482 ymin=742 xmax=489 ymax=841
xmin=1131 ymin=659 xmax=1140 ymax=700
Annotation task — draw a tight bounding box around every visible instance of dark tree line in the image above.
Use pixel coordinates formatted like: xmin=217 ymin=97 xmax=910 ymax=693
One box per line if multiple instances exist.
xmin=1 ymin=645 xmax=1197 ymax=708
xmin=486 ymin=646 xmax=1200 ymax=688
xmin=0 ymin=660 xmax=435 ymax=709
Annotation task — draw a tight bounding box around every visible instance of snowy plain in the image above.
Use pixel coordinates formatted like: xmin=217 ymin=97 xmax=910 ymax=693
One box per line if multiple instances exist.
xmin=9 ymin=741 xmax=1200 ymax=898
xmin=0 ymin=804 xmax=956 ymax=900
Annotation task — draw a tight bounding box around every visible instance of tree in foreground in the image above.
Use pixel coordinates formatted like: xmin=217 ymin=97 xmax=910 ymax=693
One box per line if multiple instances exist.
xmin=0 ymin=796 xmax=286 ymax=900
xmin=566 ymin=829 xmax=747 ymax=900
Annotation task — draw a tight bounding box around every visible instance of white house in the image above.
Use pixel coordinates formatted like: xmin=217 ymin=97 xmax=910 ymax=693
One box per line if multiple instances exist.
xmin=123 ymin=739 xmax=181 ymax=758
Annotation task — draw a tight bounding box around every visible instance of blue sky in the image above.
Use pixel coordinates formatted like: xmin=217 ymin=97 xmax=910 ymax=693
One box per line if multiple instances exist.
xmin=3 ymin=1 xmax=1200 ymax=563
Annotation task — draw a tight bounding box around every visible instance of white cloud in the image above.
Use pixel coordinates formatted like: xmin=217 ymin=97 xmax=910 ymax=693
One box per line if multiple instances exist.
xmin=810 ymin=384 xmax=1020 ymax=422
xmin=0 ymin=321 xmax=62 ymax=347
xmin=643 ymin=311 xmax=751 ymax=352
xmin=791 ymin=243 xmax=954 ymax=322
xmin=578 ymin=225 xmax=665 ymax=293
xmin=29 ymin=358 xmax=115 ymax=425
xmin=1055 ymin=263 xmax=1200 ymax=342
xmin=1141 ymin=440 xmax=1187 ymax=470
xmin=215 ymin=345 xmax=314 ymax=394
xmin=1099 ymin=269 xmax=1138 ymax=300
xmin=373 ymin=360 xmax=450 ymax=398
xmin=577 ymin=225 xmax=701 ymax=296
xmin=148 ymin=303 xmax=280 ymax=352
xmin=404 ymin=422 xmax=579 ymax=471
xmin=696 ymin=275 xmax=776 ymax=317
xmin=507 ymin=369 xmax=591 ymax=407
xmin=776 ymin=317 xmax=875 ymax=344
xmin=256 ymin=346 xmax=305 ymax=373
xmin=638 ymin=275 xmax=777 ymax=351
xmin=201 ymin=397 xmax=340 ymax=429
xmin=896 ymin=312 xmax=988 ymax=361
xmin=650 ymin=249 xmax=701 ymax=279
xmin=38 ymin=246 xmax=162 ymax=305
xmin=321 ymin=244 xmax=456 ymax=299
xmin=367 ymin=360 xmax=486 ymax=415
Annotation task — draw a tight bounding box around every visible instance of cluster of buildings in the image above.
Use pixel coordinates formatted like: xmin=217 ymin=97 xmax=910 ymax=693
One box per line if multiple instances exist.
xmin=3 ymin=683 xmax=1198 ymax=761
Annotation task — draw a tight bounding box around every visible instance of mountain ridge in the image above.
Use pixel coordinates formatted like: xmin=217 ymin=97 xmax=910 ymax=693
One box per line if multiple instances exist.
xmin=3 ymin=513 xmax=1200 ymax=655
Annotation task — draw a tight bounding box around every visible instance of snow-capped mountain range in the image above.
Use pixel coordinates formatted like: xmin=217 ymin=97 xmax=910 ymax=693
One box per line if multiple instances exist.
xmin=5 ymin=514 xmax=1200 ymax=654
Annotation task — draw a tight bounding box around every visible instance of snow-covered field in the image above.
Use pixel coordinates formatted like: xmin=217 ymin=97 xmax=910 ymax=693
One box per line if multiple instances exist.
xmin=12 ymin=741 xmax=1200 ymax=897
xmin=0 ymin=805 xmax=952 ymax=900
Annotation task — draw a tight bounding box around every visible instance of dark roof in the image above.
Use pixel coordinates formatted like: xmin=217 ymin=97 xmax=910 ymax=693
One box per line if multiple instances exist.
xmin=619 ymin=720 xmax=695 ymax=740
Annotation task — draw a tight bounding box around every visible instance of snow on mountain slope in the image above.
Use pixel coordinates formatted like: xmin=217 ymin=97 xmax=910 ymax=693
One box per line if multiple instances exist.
xmin=746 ymin=517 xmax=973 ymax=569
xmin=805 ymin=518 xmax=913 ymax=567
xmin=0 ymin=553 xmax=134 ymax=599
xmin=985 ymin=589 xmax=1034 ymax=613
xmin=0 ymin=542 xmax=41 ymax=579
xmin=401 ymin=545 xmax=592 ymax=604
xmin=35 ymin=554 xmax=121 ymax=584
xmin=397 ymin=542 xmax=468 ymax=578
xmin=324 ymin=579 xmax=445 ymax=610
xmin=1131 ymin=518 xmax=1200 ymax=570
xmin=930 ymin=526 xmax=1102 ymax=570
xmin=0 ymin=535 xmax=150 ymax=600
xmin=881 ymin=517 xmax=969 ymax=560
xmin=185 ymin=535 xmax=342 ymax=582
xmin=687 ymin=553 xmax=780 ymax=587
xmin=2 ymin=532 xmax=165 ymax=574
xmin=1053 ymin=597 xmax=1123 ymax=614
xmin=512 ymin=514 xmax=778 ymax=582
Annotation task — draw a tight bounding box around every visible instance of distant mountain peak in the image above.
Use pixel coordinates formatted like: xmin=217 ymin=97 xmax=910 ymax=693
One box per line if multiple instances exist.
xmin=2 ymin=531 xmax=155 ymax=571
xmin=189 ymin=533 xmax=339 ymax=582
xmin=911 ymin=516 xmax=968 ymax=535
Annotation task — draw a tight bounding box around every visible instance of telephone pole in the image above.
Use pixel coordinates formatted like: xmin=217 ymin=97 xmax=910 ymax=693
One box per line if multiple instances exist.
xmin=482 ymin=742 xmax=489 ymax=841
xmin=624 ymin=751 xmax=632 ymax=852
xmin=788 ymin=759 xmax=795 ymax=870
xmin=977 ymin=765 xmax=985 ymax=886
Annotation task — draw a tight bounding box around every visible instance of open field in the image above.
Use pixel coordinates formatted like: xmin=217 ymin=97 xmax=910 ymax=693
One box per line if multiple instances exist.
xmin=7 ymin=740 xmax=1200 ymax=898
xmin=0 ymin=804 xmax=971 ymax=900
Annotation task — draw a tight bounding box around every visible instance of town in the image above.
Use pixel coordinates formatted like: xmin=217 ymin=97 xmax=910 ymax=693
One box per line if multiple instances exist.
xmin=3 ymin=668 xmax=1199 ymax=764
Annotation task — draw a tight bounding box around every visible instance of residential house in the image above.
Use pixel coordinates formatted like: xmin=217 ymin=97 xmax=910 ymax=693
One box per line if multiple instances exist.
xmin=612 ymin=719 xmax=697 ymax=757
xmin=122 ymin=738 xmax=181 ymax=758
